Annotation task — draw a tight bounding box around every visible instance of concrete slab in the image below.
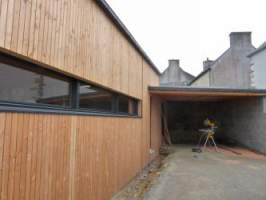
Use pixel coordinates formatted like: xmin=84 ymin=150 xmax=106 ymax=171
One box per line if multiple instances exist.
xmin=143 ymin=146 xmax=266 ymax=200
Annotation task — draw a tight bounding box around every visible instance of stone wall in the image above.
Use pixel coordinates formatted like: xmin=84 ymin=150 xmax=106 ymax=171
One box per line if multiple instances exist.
xmin=166 ymin=98 xmax=266 ymax=154
xmin=217 ymin=97 xmax=266 ymax=154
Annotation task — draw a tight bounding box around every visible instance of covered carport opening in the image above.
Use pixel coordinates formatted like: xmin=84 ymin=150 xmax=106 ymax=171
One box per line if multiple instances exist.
xmin=149 ymin=87 xmax=266 ymax=154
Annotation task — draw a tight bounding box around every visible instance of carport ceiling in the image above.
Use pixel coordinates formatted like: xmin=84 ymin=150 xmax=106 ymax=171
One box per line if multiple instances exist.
xmin=149 ymin=86 xmax=266 ymax=102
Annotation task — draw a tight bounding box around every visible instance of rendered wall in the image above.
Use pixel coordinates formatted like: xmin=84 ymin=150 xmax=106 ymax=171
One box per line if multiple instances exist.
xmin=250 ymin=50 xmax=266 ymax=89
xmin=210 ymin=33 xmax=255 ymax=89
xmin=160 ymin=60 xmax=194 ymax=86
xmin=191 ymin=71 xmax=210 ymax=87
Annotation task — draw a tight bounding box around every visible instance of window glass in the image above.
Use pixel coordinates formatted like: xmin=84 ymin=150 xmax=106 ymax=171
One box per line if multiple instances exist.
xmin=79 ymin=83 xmax=113 ymax=112
xmin=131 ymin=99 xmax=139 ymax=115
xmin=0 ymin=53 xmax=140 ymax=116
xmin=118 ymin=96 xmax=139 ymax=115
xmin=0 ymin=63 xmax=70 ymax=107
xmin=118 ymin=95 xmax=129 ymax=113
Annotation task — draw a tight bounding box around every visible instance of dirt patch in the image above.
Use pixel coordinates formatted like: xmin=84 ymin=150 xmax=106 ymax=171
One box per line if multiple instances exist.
xmin=111 ymin=155 xmax=168 ymax=200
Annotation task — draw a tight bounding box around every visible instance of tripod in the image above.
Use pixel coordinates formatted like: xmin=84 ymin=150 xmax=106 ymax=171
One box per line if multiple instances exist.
xmin=198 ymin=127 xmax=218 ymax=152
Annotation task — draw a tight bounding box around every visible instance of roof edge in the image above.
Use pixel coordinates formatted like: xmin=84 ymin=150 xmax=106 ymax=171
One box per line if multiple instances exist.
xmin=96 ymin=0 xmax=161 ymax=75
xmin=248 ymin=43 xmax=266 ymax=57
xmin=149 ymin=86 xmax=266 ymax=94
xmin=189 ymin=68 xmax=211 ymax=85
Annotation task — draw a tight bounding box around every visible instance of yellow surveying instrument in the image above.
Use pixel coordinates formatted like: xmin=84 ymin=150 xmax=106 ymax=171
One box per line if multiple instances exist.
xmin=195 ymin=118 xmax=218 ymax=152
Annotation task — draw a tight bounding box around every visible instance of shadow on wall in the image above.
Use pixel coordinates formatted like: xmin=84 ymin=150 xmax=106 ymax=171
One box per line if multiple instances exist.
xmin=165 ymin=97 xmax=266 ymax=154
xmin=166 ymin=101 xmax=220 ymax=144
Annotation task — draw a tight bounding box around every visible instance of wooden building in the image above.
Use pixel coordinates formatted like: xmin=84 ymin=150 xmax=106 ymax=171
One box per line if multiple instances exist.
xmin=0 ymin=0 xmax=162 ymax=199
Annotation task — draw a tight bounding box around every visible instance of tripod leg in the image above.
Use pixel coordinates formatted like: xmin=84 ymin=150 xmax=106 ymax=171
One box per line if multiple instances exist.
xmin=211 ymin=136 xmax=218 ymax=152
xmin=198 ymin=134 xmax=205 ymax=147
xmin=203 ymin=135 xmax=209 ymax=151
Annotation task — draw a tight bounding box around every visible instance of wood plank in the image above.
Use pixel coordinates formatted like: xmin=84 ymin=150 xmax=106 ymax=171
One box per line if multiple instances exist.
xmin=13 ymin=114 xmax=25 ymax=200
xmin=0 ymin=113 xmax=6 ymax=198
xmin=27 ymin=0 xmax=38 ymax=57
xmin=4 ymin=0 xmax=15 ymax=49
xmin=69 ymin=116 xmax=77 ymax=200
xmin=36 ymin=0 xmax=47 ymax=61
xmin=17 ymin=0 xmax=26 ymax=53
xmin=31 ymin=0 xmax=41 ymax=59
xmin=6 ymin=113 xmax=19 ymax=200
xmin=24 ymin=114 xmax=35 ymax=200
xmin=18 ymin=113 xmax=30 ymax=200
xmin=55 ymin=0 xmax=64 ymax=68
xmin=0 ymin=0 xmax=8 ymax=47
xmin=38 ymin=114 xmax=48 ymax=200
xmin=0 ymin=113 xmax=12 ymax=200
xmin=21 ymin=0 xmax=32 ymax=55
xmin=33 ymin=114 xmax=43 ymax=200
xmin=10 ymin=0 xmax=21 ymax=51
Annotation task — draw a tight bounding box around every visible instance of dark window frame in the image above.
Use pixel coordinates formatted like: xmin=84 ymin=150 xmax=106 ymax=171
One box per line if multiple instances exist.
xmin=0 ymin=52 xmax=141 ymax=117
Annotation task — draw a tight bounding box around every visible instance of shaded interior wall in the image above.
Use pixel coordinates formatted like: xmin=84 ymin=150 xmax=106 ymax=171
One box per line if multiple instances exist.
xmin=216 ymin=97 xmax=266 ymax=154
xmin=166 ymin=101 xmax=219 ymax=144
xmin=166 ymin=98 xmax=266 ymax=154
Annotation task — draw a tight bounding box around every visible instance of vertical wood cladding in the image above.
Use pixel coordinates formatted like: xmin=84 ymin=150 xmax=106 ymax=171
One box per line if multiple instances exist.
xmin=0 ymin=113 xmax=162 ymax=200
xmin=0 ymin=0 xmax=148 ymax=99
xmin=0 ymin=0 xmax=161 ymax=199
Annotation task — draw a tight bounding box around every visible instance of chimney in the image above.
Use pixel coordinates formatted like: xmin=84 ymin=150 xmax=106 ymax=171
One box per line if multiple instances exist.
xmin=203 ymin=58 xmax=214 ymax=71
xmin=230 ymin=32 xmax=252 ymax=48
xmin=169 ymin=59 xmax=180 ymax=68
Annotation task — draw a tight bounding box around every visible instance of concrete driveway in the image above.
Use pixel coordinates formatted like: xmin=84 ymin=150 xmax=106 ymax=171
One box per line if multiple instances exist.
xmin=143 ymin=146 xmax=266 ymax=200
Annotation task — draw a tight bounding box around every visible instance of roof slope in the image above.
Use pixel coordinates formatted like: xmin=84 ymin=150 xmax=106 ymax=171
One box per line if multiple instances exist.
xmin=96 ymin=0 xmax=161 ymax=75
xmin=189 ymin=68 xmax=210 ymax=85
xmin=248 ymin=42 xmax=266 ymax=57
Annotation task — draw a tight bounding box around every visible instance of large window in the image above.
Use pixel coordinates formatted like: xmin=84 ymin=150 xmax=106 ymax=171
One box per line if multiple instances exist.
xmin=0 ymin=53 xmax=140 ymax=117
xmin=0 ymin=58 xmax=71 ymax=107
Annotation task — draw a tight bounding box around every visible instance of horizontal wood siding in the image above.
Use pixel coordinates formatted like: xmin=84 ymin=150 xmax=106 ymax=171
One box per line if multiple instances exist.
xmin=0 ymin=0 xmax=144 ymax=98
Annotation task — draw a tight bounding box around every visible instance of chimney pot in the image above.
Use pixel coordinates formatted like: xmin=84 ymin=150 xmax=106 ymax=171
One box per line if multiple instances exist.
xmin=203 ymin=58 xmax=214 ymax=71
xmin=230 ymin=32 xmax=252 ymax=48
xmin=169 ymin=59 xmax=180 ymax=67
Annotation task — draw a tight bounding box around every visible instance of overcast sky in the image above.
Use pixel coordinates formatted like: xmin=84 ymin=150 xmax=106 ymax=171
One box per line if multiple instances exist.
xmin=106 ymin=0 xmax=266 ymax=76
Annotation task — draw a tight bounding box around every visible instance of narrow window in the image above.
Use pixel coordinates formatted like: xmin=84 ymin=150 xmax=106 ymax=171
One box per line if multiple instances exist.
xmin=118 ymin=95 xmax=139 ymax=116
xmin=78 ymin=83 xmax=113 ymax=112
xmin=118 ymin=95 xmax=129 ymax=114
xmin=0 ymin=53 xmax=140 ymax=117
xmin=0 ymin=59 xmax=70 ymax=107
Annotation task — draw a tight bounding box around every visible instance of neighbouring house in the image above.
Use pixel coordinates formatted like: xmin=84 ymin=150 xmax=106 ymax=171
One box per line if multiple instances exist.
xmin=248 ymin=42 xmax=266 ymax=89
xmin=160 ymin=59 xmax=194 ymax=86
xmin=190 ymin=32 xmax=256 ymax=88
